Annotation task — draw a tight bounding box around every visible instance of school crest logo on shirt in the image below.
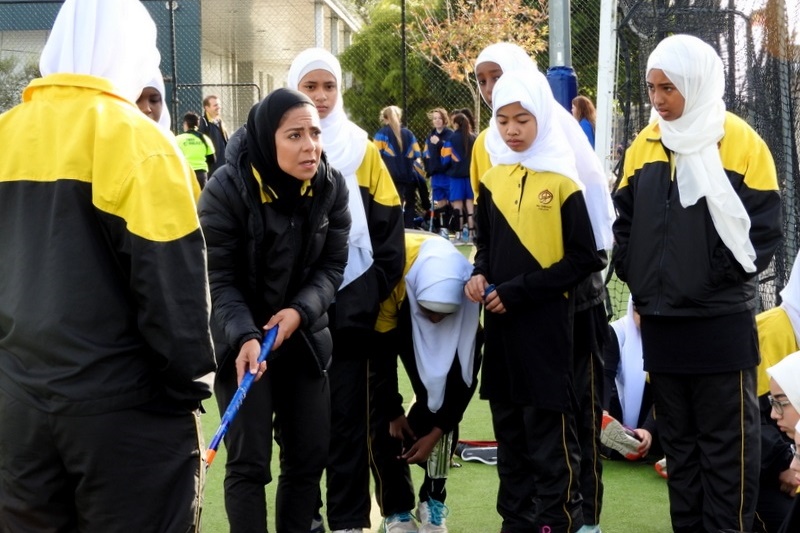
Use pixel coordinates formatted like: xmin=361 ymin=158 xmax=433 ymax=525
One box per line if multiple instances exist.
xmin=538 ymin=189 xmax=554 ymax=210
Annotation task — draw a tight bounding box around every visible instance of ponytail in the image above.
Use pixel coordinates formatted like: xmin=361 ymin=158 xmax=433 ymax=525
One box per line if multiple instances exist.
xmin=381 ymin=105 xmax=404 ymax=151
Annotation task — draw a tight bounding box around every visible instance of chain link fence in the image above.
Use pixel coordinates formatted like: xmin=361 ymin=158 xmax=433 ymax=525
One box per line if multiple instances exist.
xmin=1 ymin=0 xmax=797 ymax=318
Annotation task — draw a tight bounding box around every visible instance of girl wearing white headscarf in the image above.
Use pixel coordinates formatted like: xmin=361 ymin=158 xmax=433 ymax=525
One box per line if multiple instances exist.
xmin=371 ymin=231 xmax=482 ymax=532
xmin=602 ymin=298 xmax=658 ymax=463
xmin=472 ymin=44 xmax=613 ymax=532
xmin=137 ymin=68 xmax=172 ymax=132
xmin=767 ymin=351 xmax=800 ymax=442
xmin=613 ymin=34 xmax=782 ymax=533
xmin=464 ymin=68 xmax=604 ymax=533
xmin=471 ymin=42 xmax=615 ymax=252
xmin=0 ymin=0 xmax=215 ymax=531
xmin=287 ymin=47 xmax=405 ymax=533
xmin=607 ymin=298 xmax=648 ymax=430
xmin=751 ymin=253 xmax=800 ymax=532
xmin=39 ymin=0 xmax=160 ymax=104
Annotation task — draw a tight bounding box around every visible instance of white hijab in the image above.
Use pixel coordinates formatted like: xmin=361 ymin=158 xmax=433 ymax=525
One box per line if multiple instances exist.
xmin=475 ymin=43 xmax=614 ymax=250
xmin=405 ymin=237 xmax=480 ymax=413
xmin=610 ymin=297 xmax=645 ymax=428
xmin=486 ymin=69 xmax=581 ymax=185
xmin=287 ymin=48 xmax=372 ymax=289
xmin=141 ymin=69 xmax=172 ymax=132
xmin=780 ymin=251 xmax=800 ymax=347
xmin=647 ymin=34 xmax=756 ymax=273
xmin=39 ymin=0 xmax=161 ymax=105
xmin=767 ymin=351 xmax=800 ymax=412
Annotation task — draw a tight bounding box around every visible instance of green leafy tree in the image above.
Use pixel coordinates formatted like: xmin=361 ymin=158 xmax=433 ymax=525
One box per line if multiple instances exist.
xmin=339 ymin=0 xmax=473 ymax=140
xmin=0 ymin=56 xmax=39 ymax=113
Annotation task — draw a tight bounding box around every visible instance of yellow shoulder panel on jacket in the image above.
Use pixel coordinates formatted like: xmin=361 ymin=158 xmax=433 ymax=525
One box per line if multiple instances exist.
xmin=470 ymin=129 xmax=491 ymax=202
xmin=374 ymin=230 xmax=437 ymax=333
xmin=719 ymin=112 xmax=778 ymax=192
xmin=0 ymin=75 xmax=199 ymax=243
xmin=620 ymin=121 xmax=665 ymax=190
xmin=756 ymin=307 xmax=799 ymax=396
xmin=358 ymin=142 xmax=402 ymax=207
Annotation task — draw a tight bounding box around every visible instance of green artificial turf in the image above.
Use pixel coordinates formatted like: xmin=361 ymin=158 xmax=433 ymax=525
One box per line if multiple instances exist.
xmin=199 ymin=243 xmax=669 ymax=531
xmin=200 ymin=373 xmax=671 ymax=532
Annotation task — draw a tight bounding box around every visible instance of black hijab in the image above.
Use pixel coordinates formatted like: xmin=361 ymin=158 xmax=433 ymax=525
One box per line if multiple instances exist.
xmin=245 ymin=88 xmax=320 ymax=213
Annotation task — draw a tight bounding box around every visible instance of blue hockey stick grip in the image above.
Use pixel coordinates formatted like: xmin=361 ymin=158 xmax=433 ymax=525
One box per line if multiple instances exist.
xmin=206 ymin=326 xmax=279 ymax=465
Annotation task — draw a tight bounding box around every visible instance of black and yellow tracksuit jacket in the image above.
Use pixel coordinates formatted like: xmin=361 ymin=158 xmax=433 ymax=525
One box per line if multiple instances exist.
xmin=612 ymin=113 xmax=782 ymax=319
xmin=0 ymin=74 xmax=216 ymax=415
xmin=329 ymin=142 xmax=404 ymax=333
xmin=473 ymin=164 xmax=604 ymax=410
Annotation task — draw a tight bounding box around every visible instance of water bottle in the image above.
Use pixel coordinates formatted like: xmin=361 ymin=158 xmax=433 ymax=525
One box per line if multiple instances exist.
xmin=461 ymin=225 xmax=470 ymax=243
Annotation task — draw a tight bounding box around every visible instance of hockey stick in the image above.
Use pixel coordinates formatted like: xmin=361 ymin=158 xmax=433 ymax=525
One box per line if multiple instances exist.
xmin=205 ymin=325 xmax=279 ymax=468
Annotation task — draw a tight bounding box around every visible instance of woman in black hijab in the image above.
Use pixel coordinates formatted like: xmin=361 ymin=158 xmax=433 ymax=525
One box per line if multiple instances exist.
xmin=198 ymin=88 xmax=351 ymax=533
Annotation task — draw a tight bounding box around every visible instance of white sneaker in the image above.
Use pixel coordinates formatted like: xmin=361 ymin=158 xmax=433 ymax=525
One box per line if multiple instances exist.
xmin=331 ymin=529 xmax=363 ymax=533
xmin=576 ymin=525 xmax=602 ymax=533
xmin=417 ymin=499 xmax=448 ymax=533
xmin=382 ymin=511 xmax=418 ymax=533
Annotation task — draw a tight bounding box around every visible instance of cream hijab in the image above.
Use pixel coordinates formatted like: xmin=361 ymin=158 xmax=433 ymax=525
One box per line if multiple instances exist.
xmin=647 ymin=34 xmax=756 ymax=273
xmin=610 ymin=297 xmax=645 ymax=428
xmin=287 ymin=48 xmax=372 ymax=289
xmin=780 ymin=251 xmax=800 ymax=346
xmin=39 ymin=0 xmax=161 ymax=105
xmin=474 ymin=43 xmax=615 ymax=250
xmin=486 ymin=69 xmax=580 ymax=185
xmin=767 ymin=351 xmax=800 ymax=413
xmin=405 ymin=237 xmax=480 ymax=413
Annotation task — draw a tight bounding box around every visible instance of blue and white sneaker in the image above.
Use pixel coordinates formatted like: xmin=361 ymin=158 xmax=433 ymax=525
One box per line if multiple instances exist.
xmin=417 ymin=498 xmax=449 ymax=532
xmin=382 ymin=511 xmax=418 ymax=533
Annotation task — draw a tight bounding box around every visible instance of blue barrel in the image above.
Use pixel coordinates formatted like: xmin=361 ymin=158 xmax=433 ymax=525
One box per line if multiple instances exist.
xmin=546 ymin=66 xmax=578 ymax=113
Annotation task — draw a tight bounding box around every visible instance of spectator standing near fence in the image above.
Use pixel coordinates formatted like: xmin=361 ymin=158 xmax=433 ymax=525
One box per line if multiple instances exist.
xmin=176 ymin=111 xmax=215 ymax=190
xmin=375 ymin=105 xmax=423 ymax=228
xmin=572 ymin=95 xmax=596 ymax=148
xmin=0 ymin=1 xmax=216 ymax=531
xmin=423 ymin=108 xmax=454 ymax=229
xmin=441 ymin=112 xmax=476 ymax=242
xmin=613 ymin=34 xmax=782 ymax=533
xmin=199 ymin=94 xmax=229 ymax=175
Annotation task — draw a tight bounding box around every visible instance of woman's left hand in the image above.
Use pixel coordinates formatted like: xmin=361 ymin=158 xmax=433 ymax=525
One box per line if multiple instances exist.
xmin=264 ymin=308 xmax=301 ymax=350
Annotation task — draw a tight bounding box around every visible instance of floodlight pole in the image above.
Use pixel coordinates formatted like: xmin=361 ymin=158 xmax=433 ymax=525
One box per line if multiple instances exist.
xmin=546 ymin=0 xmax=577 ymax=112
xmin=596 ymin=0 xmax=619 ymax=173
